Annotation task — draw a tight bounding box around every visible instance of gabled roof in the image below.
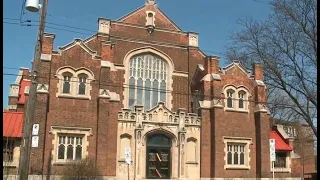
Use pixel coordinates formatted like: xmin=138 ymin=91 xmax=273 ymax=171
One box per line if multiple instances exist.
xmin=18 ymin=79 xmax=31 ymax=104
xmin=3 ymin=111 xmax=24 ymax=138
xmin=117 ymin=1 xmax=182 ymax=31
xmin=270 ymin=131 xmax=293 ymax=151
xmin=221 ymin=61 xmax=251 ymax=77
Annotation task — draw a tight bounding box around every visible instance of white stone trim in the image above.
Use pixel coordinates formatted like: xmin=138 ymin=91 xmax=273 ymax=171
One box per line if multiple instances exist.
xmin=15 ymin=70 xmax=23 ymax=84
xmin=37 ymin=84 xmax=49 ymax=94
xmin=122 ymin=47 xmax=174 ymax=110
xmin=49 ymin=126 xmax=92 ymax=164
xmin=145 ymin=11 xmax=156 ymax=27
xmin=99 ymin=89 xmax=120 ymax=102
xmin=223 ymin=85 xmax=250 ymax=113
xmin=8 ymin=105 xmax=17 ymax=110
xmin=98 ymin=18 xmax=111 ymax=34
xmin=9 ymin=84 xmax=19 ymax=97
xmin=254 ymin=80 xmax=266 ymax=87
xmin=44 ymin=32 xmax=55 ymax=39
xmin=223 ymin=136 xmax=252 ymax=170
xmin=200 ymin=73 xmax=221 ymax=81
xmin=172 ymin=71 xmax=188 ymax=77
xmin=221 ymin=61 xmax=251 ymax=77
xmin=188 ymin=32 xmax=199 ymax=47
xmin=100 ymin=61 xmax=117 ymax=71
xmin=254 ymin=103 xmax=268 ymax=113
xmin=40 ymin=54 xmax=52 ymax=61
xmin=24 ymin=86 xmax=30 ymax=94
xmin=55 ymin=66 xmax=94 ymax=100
xmin=55 ymin=39 xmax=99 ymax=60
xmin=199 ymin=99 xmax=223 ymax=109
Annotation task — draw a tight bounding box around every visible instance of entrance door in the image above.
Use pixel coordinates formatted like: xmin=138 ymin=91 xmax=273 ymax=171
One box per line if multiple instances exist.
xmin=146 ymin=134 xmax=171 ymax=179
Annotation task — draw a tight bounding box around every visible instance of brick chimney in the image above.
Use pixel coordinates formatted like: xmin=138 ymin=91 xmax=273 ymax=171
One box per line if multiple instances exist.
xmin=42 ymin=33 xmax=55 ymax=55
xmin=204 ymin=56 xmax=220 ymax=74
xmin=253 ymin=63 xmax=263 ymax=81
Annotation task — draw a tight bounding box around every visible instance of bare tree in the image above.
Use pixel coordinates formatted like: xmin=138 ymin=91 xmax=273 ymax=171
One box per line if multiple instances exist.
xmin=60 ymin=158 xmax=102 ymax=180
xmin=226 ymin=0 xmax=317 ymax=136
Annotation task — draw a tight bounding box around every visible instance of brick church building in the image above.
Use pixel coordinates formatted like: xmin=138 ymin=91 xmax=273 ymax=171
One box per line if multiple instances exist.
xmin=4 ymin=0 xmax=313 ymax=179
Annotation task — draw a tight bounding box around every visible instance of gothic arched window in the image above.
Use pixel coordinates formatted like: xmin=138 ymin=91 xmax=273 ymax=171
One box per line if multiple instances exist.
xmin=62 ymin=72 xmax=72 ymax=94
xmin=128 ymin=54 xmax=168 ymax=110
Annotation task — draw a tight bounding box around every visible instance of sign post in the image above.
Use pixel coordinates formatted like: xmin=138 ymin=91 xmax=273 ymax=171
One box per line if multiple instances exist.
xmin=270 ymin=139 xmax=276 ymax=180
xmin=125 ymin=147 xmax=131 ymax=180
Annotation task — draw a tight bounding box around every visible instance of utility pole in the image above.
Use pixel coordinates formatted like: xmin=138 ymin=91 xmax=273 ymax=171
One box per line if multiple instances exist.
xmin=19 ymin=0 xmax=48 ymax=180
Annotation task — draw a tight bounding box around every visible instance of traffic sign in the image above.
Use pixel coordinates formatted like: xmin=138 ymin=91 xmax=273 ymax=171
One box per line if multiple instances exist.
xmin=269 ymin=139 xmax=276 ymax=161
xmin=125 ymin=147 xmax=131 ymax=164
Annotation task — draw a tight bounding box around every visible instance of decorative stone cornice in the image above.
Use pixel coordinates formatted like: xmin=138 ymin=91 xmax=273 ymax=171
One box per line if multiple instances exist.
xmin=41 ymin=54 xmax=52 ymax=61
xmin=100 ymin=61 xmax=117 ymax=71
xmin=99 ymin=89 xmax=120 ymax=101
xmin=118 ymin=102 xmax=201 ymax=128
xmin=254 ymin=103 xmax=269 ymax=113
xmin=200 ymin=73 xmax=221 ymax=81
xmin=9 ymin=84 xmax=20 ymax=97
xmin=199 ymin=99 xmax=224 ymax=109
xmin=254 ymin=80 xmax=266 ymax=87
xmin=37 ymin=84 xmax=49 ymax=94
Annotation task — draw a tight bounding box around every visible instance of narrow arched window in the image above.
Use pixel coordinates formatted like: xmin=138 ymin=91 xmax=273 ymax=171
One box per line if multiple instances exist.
xmin=62 ymin=73 xmax=72 ymax=94
xmin=128 ymin=54 xmax=168 ymax=110
xmin=226 ymin=90 xmax=234 ymax=108
xmin=238 ymin=90 xmax=246 ymax=109
xmin=78 ymin=74 xmax=88 ymax=95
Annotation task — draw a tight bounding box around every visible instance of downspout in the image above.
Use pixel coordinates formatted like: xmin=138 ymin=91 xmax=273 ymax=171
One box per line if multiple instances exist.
xmin=95 ymin=33 xmax=102 ymax=175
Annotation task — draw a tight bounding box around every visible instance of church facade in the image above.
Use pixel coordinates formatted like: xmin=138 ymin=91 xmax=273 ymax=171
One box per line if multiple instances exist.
xmin=4 ymin=1 xmax=307 ymax=179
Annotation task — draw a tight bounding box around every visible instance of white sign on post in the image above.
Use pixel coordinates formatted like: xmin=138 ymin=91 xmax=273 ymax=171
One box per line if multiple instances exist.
xmin=269 ymin=139 xmax=276 ymax=161
xmin=32 ymin=124 xmax=40 ymax=136
xmin=125 ymin=147 xmax=131 ymax=165
xmin=32 ymin=136 xmax=39 ymax=147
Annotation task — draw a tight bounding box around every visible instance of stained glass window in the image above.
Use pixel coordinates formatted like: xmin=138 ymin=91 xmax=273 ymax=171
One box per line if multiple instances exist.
xmin=128 ymin=54 xmax=168 ymax=110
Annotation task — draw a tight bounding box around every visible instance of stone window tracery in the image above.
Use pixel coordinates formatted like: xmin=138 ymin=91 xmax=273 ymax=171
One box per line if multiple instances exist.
xmin=56 ymin=67 xmax=94 ymax=100
xmin=128 ymin=54 xmax=168 ymax=110
xmin=224 ymin=86 xmax=249 ymax=112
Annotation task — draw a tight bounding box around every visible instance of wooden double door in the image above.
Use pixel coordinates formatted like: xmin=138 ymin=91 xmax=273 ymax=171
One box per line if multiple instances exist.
xmin=146 ymin=134 xmax=172 ymax=179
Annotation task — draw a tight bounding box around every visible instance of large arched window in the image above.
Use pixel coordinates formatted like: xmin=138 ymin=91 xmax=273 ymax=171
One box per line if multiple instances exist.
xmin=128 ymin=54 xmax=168 ymax=110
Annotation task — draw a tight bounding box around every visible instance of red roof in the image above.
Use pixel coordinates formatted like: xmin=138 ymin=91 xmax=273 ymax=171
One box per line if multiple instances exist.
xmin=17 ymin=79 xmax=30 ymax=104
xmin=270 ymin=131 xmax=293 ymax=151
xmin=3 ymin=111 xmax=24 ymax=138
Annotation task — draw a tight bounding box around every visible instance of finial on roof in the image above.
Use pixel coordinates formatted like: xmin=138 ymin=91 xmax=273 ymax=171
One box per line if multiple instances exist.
xmin=146 ymin=0 xmax=155 ymax=5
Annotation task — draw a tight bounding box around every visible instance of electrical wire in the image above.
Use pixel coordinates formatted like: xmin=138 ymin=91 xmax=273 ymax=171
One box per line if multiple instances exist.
xmin=3 ymin=17 xmax=230 ymax=58
xmin=2 ymin=71 xmax=317 ymax=110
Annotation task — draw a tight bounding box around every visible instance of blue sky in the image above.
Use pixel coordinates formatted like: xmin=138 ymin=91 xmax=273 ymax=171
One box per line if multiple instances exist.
xmin=3 ymin=0 xmax=271 ymax=107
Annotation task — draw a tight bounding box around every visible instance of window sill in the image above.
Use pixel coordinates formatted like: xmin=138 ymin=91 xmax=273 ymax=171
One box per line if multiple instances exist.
xmin=272 ymin=167 xmax=291 ymax=172
xmin=118 ymin=158 xmax=132 ymax=163
xmin=224 ymin=165 xmax=250 ymax=170
xmin=225 ymin=108 xmax=249 ymax=113
xmin=3 ymin=162 xmax=18 ymax=167
xmin=186 ymin=161 xmax=198 ymax=165
xmin=52 ymin=160 xmax=82 ymax=166
xmin=58 ymin=94 xmax=90 ymax=100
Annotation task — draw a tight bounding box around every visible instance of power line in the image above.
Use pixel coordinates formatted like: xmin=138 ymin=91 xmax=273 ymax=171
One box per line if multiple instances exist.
xmin=2 ymin=71 xmax=317 ymax=109
xmin=3 ymin=17 xmax=230 ymax=58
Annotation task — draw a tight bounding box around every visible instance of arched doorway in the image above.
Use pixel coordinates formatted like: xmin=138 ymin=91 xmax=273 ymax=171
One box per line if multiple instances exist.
xmin=146 ymin=134 xmax=172 ymax=179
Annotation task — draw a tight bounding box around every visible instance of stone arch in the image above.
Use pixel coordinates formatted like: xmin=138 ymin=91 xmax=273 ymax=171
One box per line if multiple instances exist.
xmin=123 ymin=46 xmax=174 ymax=71
xmin=143 ymin=127 xmax=177 ymax=146
xmin=122 ymin=47 xmax=174 ymax=110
